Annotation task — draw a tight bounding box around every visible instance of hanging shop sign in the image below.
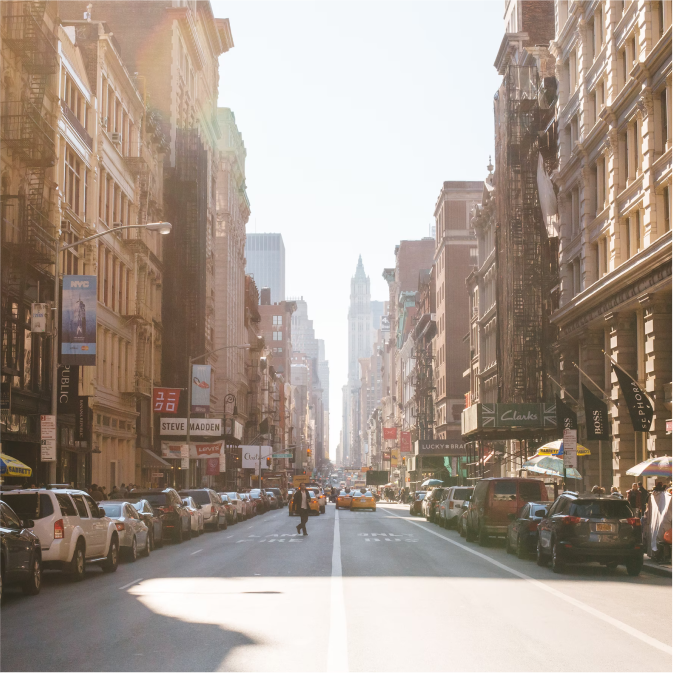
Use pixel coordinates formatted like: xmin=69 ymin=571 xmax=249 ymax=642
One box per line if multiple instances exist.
xmin=225 ymin=418 xmax=244 ymax=440
xmin=61 ymin=276 xmax=97 ymax=366
xmin=556 ymin=395 xmax=577 ymax=430
xmin=75 ymin=396 xmax=90 ymax=444
xmin=57 ymin=365 xmax=79 ymax=414
xmin=462 ymin=403 xmax=557 ymax=437
xmin=159 ymin=418 xmax=222 ymax=437
xmin=162 ymin=441 xmax=224 ymax=460
xmin=391 ymin=448 xmax=400 ymax=467
xmin=153 ymin=388 xmax=181 ymax=414
xmin=206 ymin=457 xmax=220 ymax=476
xmin=40 ymin=414 xmax=57 ymax=462
xmin=582 ymin=385 xmax=610 ymax=440
xmin=191 ymin=364 xmax=211 ymax=413
xmin=31 ymin=303 xmax=50 ymax=333
xmin=383 ymin=427 xmax=398 ymax=440
xmin=400 ymin=431 xmax=412 ymax=452
xmin=612 ymin=364 xmax=653 ymax=432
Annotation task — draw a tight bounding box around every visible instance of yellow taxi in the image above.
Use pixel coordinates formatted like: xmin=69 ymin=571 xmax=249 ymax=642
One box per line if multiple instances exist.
xmin=336 ymin=489 xmax=353 ymax=510
xmin=350 ymin=489 xmax=376 ymax=512
xmin=288 ymin=489 xmax=321 ymax=517
xmin=306 ymin=483 xmax=327 ymax=514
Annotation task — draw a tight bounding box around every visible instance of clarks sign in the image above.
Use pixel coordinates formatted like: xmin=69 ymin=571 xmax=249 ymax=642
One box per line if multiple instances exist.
xmin=462 ymin=403 xmax=557 ymax=436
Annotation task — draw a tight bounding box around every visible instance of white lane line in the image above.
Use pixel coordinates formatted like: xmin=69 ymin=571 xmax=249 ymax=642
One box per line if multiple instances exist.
xmin=190 ymin=549 xmax=202 ymax=555
xmin=327 ymin=507 xmax=349 ymax=672
xmin=118 ymin=578 xmax=143 ymax=590
xmin=387 ymin=509 xmax=673 ymax=656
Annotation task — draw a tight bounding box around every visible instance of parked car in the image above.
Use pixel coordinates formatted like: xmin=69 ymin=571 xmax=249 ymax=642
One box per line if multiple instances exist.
xmin=266 ymin=487 xmax=286 ymax=507
xmin=99 ymin=501 xmax=151 ymax=560
xmin=457 ymin=499 xmax=470 ymax=537
xmin=179 ymin=489 xmax=227 ymax=531
xmin=238 ymin=493 xmax=256 ymax=518
xmin=181 ymin=497 xmax=204 ymax=536
xmin=423 ymin=488 xmax=446 ymax=522
xmin=537 ymin=493 xmax=644 ymax=575
xmin=130 ymin=488 xmax=191 ymax=543
xmin=129 ymin=499 xmax=163 ymax=550
xmin=265 ymin=492 xmax=279 ymax=510
xmin=438 ymin=487 xmax=474 ymax=529
xmin=466 ymin=478 xmax=550 ymax=546
xmin=0 ymin=501 xmax=42 ymax=596
xmin=218 ymin=494 xmax=238 ymax=524
xmin=248 ymin=489 xmax=269 ymax=514
xmin=409 ymin=491 xmax=426 ymax=516
xmin=222 ymin=493 xmax=246 ymax=521
xmin=1 ymin=488 xmax=119 ymax=580
xmin=505 ymin=502 xmax=550 ymax=558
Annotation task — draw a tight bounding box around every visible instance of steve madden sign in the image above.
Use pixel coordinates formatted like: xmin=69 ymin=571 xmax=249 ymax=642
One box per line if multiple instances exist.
xmin=159 ymin=418 xmax=222 ymax=437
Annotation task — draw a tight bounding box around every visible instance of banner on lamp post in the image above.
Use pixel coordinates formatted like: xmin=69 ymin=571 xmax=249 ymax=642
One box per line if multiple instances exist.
xmin=191 ymin=365 xmax=211 ymax=413
xmin=383 ymin=427 xmax=397 ymax=440
xmin=400 ymin=431 xmax=412 ymax=452
xmin=61 ymin=276 xmax=97 ymax=366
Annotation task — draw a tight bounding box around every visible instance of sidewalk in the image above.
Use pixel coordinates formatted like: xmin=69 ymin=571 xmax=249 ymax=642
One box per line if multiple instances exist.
xmin=642 ymin=558 xmax=672 ymax=578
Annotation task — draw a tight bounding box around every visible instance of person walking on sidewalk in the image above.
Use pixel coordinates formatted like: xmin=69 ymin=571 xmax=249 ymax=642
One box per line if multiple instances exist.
xmin=293 ymin=483 xmax=312 ymax=536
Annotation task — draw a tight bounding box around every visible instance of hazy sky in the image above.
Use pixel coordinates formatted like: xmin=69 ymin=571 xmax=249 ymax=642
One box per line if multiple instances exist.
xmin=213 ymin=1 xmax=504 ymax=459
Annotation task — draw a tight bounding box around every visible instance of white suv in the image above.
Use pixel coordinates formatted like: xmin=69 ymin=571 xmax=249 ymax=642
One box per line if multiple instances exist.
xmin=1 ymin=488 xmax=120 ymax=580
xmin=438 ymin=486 xmax=474 ymax=529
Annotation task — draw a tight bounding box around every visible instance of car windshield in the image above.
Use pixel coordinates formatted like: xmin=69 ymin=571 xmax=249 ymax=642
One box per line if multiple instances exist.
xmin=138 ymin=493 xmax=169 ymax=507
xmin=184 ymin=490 xmax=211 ymax=505
xmin=250 ymin=490 xmax=262 ymax=496
xmin=339 ymin=491 xmax=351 ymax=496
xmin=452 ymin=489 xmax=473 ymax=501
xmin=308 ymin=491 xmax=316 ymax=497
xmin=416 ymin=493 xmax=426 ymax=500
xmin=227 ymin=493 xmax=238 ymax=499
xmin=2 ymin=493 xmax=54 ymax=520
xmin=100 ymin=504 xmax=122 ymax=517
xmin=570 ymin=500 xmax=633 ymax=519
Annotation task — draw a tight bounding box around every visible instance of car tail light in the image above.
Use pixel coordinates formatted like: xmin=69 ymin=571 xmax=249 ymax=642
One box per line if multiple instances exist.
xmin=54 ymin=519 xmax=64 ymax=539
xmin=115 ymin=522 xmax=125 ymax=531
xmin=561 ymin=516 xmax=581 ymax=525
xmin=626 ymin=517 xmax=641 ymax=527
xmin=211 ymin=506 xmax=216 ymax=514
xmin=449 ymin=501 xmax=454 ymax=509
xmin=527 ymin=521 xmax=539 ymax=531
xmin=160 ymin=505 xmax=174 ymax=513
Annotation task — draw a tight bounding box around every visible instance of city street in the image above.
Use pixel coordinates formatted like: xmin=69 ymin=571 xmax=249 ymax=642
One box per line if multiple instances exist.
xmin=2 ymin=503 xmax=671 ymax=672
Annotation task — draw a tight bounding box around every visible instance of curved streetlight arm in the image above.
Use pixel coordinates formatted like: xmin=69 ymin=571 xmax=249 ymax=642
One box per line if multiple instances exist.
xmin=189 ymin=343 xmax=250 ymax=364
xmin=58 ymin=223 xmax=171 ymax=252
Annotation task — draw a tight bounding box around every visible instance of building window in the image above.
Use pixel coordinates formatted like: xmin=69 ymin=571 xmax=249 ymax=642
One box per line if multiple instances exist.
xmin=664 ymin=186 xmax=670 ymax=232
xmin=272 ymin=315 xmax=282 ymax=325
xmin=64 ymin=148 xmax=81 ymax=215
xmin=662 ymin=89 xmax=669 ymax=148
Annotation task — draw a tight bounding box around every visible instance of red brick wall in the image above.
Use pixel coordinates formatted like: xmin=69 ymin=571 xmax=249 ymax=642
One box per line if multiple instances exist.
xmin=397 ymin=239 xmax=435 ymax=292
xmin=522 ymin=1 xmax=555 ymax=47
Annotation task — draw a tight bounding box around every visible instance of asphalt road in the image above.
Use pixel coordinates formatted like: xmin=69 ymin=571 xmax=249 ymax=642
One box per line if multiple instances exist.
xmin=2 ymin=503 xmax=671 ymax=672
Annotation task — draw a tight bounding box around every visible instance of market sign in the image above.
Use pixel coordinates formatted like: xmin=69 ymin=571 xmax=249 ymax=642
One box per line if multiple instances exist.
xmin=462 ymin=403 xmax=557 ymax=437
xmin=159 ymin=418 xmax=222 ymax=437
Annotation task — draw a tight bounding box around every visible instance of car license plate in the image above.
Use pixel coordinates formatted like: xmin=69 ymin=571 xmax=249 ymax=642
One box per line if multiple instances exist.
xmin=596 ymin=523 xmax=613 ymax=532
xmin=361 ymin=498 xmax=366 ymax=502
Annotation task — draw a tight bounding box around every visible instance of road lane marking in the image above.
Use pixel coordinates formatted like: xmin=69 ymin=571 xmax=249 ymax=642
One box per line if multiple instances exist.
xmin=118 ymin=578 xmax=143 ymax=590
xmin=190 ymin=549 xmax=202 ymax=555
xmin=327 ymin=507 xmax=348 ymax=672
xmin=386 ymin=509 xmax=673 ymax=656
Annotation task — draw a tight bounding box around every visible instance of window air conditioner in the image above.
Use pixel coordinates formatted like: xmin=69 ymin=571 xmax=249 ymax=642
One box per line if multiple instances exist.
xmin=110 ymin=132 xmax=122 ymax=144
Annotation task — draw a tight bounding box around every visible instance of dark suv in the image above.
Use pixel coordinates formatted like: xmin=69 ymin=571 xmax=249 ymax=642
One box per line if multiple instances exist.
xmin=424 ymin=488 xmax=446 ymax=523
xmin=536 ymin=493 xmax=644 ymax=575
xmin=129 ymin=488 xmax=191 ymax=544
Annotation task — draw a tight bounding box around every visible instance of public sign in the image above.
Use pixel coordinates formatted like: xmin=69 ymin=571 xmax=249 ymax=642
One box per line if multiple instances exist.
xmin=383 ymin=427 xmax=398 ymax=440
xmin=582 ymin=384 xmax=610 ymax=440
xmin=31 ymin=303 xmax=49 ymax=333
xmin=612 ymin=364 xmax=653 ymax=432
xmin=57 ymin=365 xmax=79 ymax=414
xmin=159 ymin=418 xmax=222 ymax=436
xmin=272 ymin=453 xmax=293 ymax=458
xmin=191 ymin=364 xmax=211 ymax=413
xmin=1 ymin=380 xmax=11 ymax=412
xmin=61 ymin=276 xmax=97 ymax=366
xmin=180 ymin=444 xmax=189 ymax=469
xmin=40 ymin=415 xmax=56 ymax=462
xmin=241 ymin=445 xmax=272 ymax=470
xmin=153 ymin=388 xmax=181 ymax=414
xmin=563 ymin=429 xmax=577 ymax=469
xmin=401 ymin=431 xmax=412 ymax=452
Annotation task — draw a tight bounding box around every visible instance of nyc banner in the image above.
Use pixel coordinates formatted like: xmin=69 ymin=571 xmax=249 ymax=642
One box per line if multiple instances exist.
xmin=61 ymin=276 xmax=97 ymax=366
xmin=191 ymin=364 xmax=211 ymax=413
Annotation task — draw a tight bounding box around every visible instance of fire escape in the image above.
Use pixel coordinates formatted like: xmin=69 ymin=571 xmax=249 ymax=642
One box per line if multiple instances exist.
xmin=1 ymin=1 xmax=58 ymax=270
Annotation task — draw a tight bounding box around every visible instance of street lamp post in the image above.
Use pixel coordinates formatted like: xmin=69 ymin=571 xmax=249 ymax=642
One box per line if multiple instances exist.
xmin=185 ymin=345 xmax=249 ymax=488
xmin=49 ymin=222 xmax=172 ymax=481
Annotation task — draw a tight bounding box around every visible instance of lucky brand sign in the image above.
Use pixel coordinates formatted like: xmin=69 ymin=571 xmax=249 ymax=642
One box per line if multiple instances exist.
xmin=159 ymin=418 xmax=222 ymax=436
xmin=61 ymin=276 xmax=97 ymax=366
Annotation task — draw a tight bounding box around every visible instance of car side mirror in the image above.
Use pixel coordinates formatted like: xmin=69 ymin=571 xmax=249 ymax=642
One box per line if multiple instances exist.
xmin=535 ymin=509 xmax=547 ymax=518
xmin=98 ymin=509 xmax=107 ymax=518
xmin=22 ymin=519 xmax=35 ymax=528
xmin=507 ymin=513 xmax=516 ymax=521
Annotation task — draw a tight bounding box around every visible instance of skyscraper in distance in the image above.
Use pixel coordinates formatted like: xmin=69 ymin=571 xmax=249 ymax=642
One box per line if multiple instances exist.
xmin=245 ymin=233 xmax=285 ymax=303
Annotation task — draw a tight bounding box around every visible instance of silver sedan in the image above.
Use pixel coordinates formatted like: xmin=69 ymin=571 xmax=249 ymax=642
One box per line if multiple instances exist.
xmin=99 ymin=501 xmax=150 ymax=561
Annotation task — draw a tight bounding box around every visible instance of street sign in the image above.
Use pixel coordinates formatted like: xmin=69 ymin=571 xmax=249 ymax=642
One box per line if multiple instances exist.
xmin=272 ymin=453 xmax=293 ymax=458
xmin=40 ymin=414 xmax=56 ymax=462
xmin=563 ymin=428 xmax=577 ymax=469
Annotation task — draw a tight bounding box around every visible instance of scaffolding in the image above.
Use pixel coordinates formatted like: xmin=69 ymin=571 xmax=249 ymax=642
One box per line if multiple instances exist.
xmin=495 ymin=65 xmax=557 ymax=405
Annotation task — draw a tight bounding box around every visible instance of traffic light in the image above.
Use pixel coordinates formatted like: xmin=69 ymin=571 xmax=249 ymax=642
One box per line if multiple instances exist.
xmin=266 ymin=456 xmax=271 ymax=467
xmin=307 ymin=449 xmax=312 ymax=457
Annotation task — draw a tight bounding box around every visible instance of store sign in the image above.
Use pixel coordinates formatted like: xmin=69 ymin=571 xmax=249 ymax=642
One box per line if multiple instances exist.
xmin=382 ymin=451 xmax=391 ymax=461
xmin=1 ymin=381 xmax=11 ymax=412
xmin=153 ymin=388 xmax=181 ymax=414
xmin=416 ymin=434 xmax=467 ymax=456
xmin=383 ymin=427 xmax=398 ymax=440
xmin=161 ymin=441 xmax=224 ymax=460
xmin=401 ymin=431 xmax=412 ymax=452
xmin=206 ymin=457 xmax=220 ymax=475
xmin=159 ymin=418 xmax=222 ymax=437
xmin=191 ymin=364 xmax=211 ymax=413
xmin=61 ymin=276 xmax=97 ymax=366
xmin=31 ymin=303 xmax=49 ymax=333
xmin=462 ymin=403 xmax=557 ymax=435
xmin=40 ymin=415 xmax=56 ymax=462
xmin=57 ymin=365 xmax=79 ymax=414
xmin=391 ymin=449 xmax=400 ymax=467
xmin=75 ymin=396 xmax=89 ymax=443
xmin=241 ymin=445 xmax=272 ymax=470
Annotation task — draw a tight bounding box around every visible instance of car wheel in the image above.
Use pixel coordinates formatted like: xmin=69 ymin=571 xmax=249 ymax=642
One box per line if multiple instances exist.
xmin=551 ymin=540 xmax=565 ymax=573
xmin=69 ymin=540 xmax=86 ymax=581
xmin=505 ymin=533 xmax=512 ymax=554
xmin=142 ymin=532 xmax=151 ymax=558
xmin=478 ymin=524 xmax=488 ymax=547
xmin=148 ymin=529 xmax=155 ymax=552
xmin=536 ymin=540 xmax=548 ymax=567
xmin=102 ymin=536 xmax=119 ymax=573
xmin=516 ymin=536 xmax=527 ymax=560
xmin=129 ymin=536 xmax=138 ymax=562
xmin=22 ymin=554 xmax=41 ymax=595
xmin=221 ymin=517 xmax=228 ymax=530
xmin=626 ymin=555 xmax=643 ymax=577
xmin=174 ymin=523 xmax=183 ymax=544
xmin=605 ymin=561 xmax=619 ymax=571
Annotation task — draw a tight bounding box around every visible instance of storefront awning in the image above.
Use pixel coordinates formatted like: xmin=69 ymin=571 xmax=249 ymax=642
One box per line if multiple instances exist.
xmin=142 ymin=449 xmax=171 ymax=470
